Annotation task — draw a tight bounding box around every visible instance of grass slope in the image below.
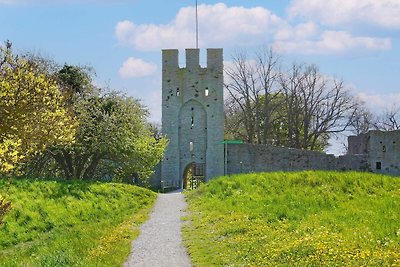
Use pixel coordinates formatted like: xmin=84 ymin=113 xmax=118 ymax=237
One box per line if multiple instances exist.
xmin=0 ymin=178 xmax=156 ymax=266
xmin=184 ymin=171 xmax=400 ymax=266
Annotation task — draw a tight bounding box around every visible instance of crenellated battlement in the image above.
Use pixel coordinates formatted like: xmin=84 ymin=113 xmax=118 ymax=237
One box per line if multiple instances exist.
xmin=162 ymin=49 xmax=179 ymax=69
xmin=162 ymin=48 xmax=223 ymax=71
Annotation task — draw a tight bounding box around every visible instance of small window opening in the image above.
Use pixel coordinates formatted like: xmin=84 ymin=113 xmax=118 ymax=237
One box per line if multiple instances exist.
xmin=383 ymin=145 xmax=386 ymax=152
xmin=189 ymin=142 xmax=194 ymax=152
xmin=376 ymin=162 xmax=382 ymax=170
xmin=191 ymin=116 xmax=194 ymax=127
xmin=176 ymin=88 xmax=180 ymax=96
xmin=205 ymin=89 xmax=209 ymax=96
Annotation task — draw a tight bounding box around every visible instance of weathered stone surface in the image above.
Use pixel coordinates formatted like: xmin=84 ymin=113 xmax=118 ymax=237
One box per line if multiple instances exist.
xmin=349 ymin=130 xmax=400 ymax=176
xmin=161 ymin=49 xmax=224 ymax=188
xmin=226 ymin=144 xmax=369 ymax=175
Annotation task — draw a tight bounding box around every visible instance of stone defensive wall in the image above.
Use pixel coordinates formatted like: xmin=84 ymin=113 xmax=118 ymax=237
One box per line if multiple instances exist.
xmin=226 ymin=144 xmax=369 ymax=175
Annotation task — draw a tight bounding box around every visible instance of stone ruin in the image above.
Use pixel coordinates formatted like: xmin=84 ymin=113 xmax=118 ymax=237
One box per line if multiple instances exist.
xmin=348 ymin=130 xmax=400 ymax=176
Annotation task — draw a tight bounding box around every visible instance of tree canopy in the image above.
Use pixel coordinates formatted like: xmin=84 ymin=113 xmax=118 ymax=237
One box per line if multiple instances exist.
xmin=28 ymin=64 xmax=167 ymax=183
xmin=0 ymin=41 xmax=75 ymax=174
xmin=1 ymin=41 xmax=166 ymax=184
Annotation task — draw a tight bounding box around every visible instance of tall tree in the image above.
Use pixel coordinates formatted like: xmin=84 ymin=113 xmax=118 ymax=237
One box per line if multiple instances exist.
xmin=225 ymin=48 xmax=281 ymax=144
xmin=225 ymin=50 xmax=358 ymax=151
xmin=279 ymin=63 xmax=357 ymax=150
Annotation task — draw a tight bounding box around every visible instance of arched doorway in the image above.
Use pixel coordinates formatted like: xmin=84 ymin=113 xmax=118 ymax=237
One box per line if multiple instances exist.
xmin=182 ymin=162 xmax=206 ymax=190
xmin=182 ymin=163 xmax=193 ymax=190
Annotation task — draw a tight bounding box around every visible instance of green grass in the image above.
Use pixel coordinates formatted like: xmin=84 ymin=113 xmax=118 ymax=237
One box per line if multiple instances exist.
xmin=183 ymin=171 xmax=400 ymax=266
xmin=0 ymin=178 xmax=156 ymax=266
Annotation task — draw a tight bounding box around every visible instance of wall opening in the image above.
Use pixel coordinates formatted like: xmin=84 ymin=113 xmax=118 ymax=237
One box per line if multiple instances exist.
xmin=182 ymin=163 xmax=193 ymax=189
xmin=376 ymin=162 xmax=382 ymax=170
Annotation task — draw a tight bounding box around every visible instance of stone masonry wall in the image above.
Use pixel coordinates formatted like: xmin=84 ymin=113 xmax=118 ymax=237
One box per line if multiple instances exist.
xmin=161 ymin=49 xmax=224 ymax=188
xmin=226 ymin=144 xmax=368 ymax=175
xmin=348 ymin=134 xmax=368 ymax=155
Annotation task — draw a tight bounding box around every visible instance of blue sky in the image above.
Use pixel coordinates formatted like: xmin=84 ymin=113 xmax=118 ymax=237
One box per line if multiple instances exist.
xmin=1 ymin=0 xmax=399 ymax=152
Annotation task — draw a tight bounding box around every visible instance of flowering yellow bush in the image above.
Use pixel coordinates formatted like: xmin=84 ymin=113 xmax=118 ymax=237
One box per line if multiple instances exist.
xmin=0 ymin=42 xmax=75 ymax=174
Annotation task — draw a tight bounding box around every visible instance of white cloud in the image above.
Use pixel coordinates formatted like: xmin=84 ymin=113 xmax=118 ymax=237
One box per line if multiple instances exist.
xmin=288 ymin=0 xmax=400 ymax=29
xmin=119 ymin=57 xmax=157 ymax=78
xmin=115 ymin=3 xmax=393 ymax=55
xmin=115 ymin=3 xmax=285 ymax=51
xmin=115 ymin=20 xmax=135 ymax=44
xmin=357 ymin=92 xmax=400 ymax=111
xmin=275 ymin=21 xmax=319 ymax=41
xmin=273 ymin=30 xmax=391 ymax=54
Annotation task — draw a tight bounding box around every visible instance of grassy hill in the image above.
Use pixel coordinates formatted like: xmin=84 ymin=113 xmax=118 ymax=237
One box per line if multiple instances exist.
xmin=184 ymin=171 xmax=400 ymax=266
xmin=0 ymin=178 xmax=156 ymax=266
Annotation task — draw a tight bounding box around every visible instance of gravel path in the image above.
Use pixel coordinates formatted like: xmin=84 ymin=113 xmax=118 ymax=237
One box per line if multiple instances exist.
xmin=124 ymin=190 xmax=192 ymax=267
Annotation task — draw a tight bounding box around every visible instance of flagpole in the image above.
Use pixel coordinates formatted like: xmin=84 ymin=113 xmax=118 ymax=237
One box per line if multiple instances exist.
xmin=195 ymin=0 xmax=199 ymax=49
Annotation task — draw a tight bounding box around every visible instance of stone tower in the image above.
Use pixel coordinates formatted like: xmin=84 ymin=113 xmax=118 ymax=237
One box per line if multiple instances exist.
xmin=161 ymin=48 xmax=224 ymax=188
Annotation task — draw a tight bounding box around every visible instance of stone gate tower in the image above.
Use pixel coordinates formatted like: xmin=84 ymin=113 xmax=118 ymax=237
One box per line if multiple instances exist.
xmin=161 ymin=48 xmax=224 ymax=188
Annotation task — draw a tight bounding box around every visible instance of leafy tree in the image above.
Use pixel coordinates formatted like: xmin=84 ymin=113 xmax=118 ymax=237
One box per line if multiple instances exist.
xmin=51 ymin=92 xmax=166 ymax=181
xmin=56 ymin=64 xmax=95 ymax=104
xmin=28 ymin=65 xmax=167 ymax=183
xmin=0 ymin=41 xmax=75 ymax=174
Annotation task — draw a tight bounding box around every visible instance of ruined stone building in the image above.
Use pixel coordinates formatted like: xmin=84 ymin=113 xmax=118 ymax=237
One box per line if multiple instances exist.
xmin=348 ymin=130 xmax=400 ymax=176
xmin=155 ymin=48 xmax=399 ymax=189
